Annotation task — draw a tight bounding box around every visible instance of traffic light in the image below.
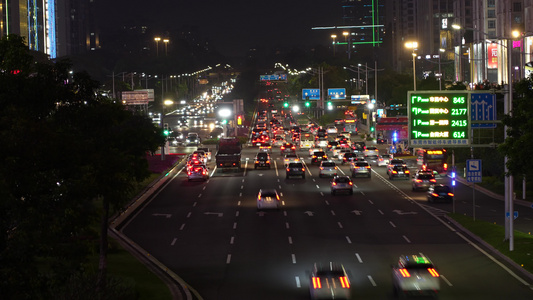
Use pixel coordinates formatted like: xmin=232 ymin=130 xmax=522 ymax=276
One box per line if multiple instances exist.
xmin=283 ymin=102 xmax=289 ymax=108
xmin=370 ymin=126 xmax=375 ymax=132
xmin=163 ymin=123 xmax=170 ymax=136
xmin=237 ymin=115 xmax=243 ymax=125
xmin=305 ymin=101 xmax=310 ymax=108
xmin=393 ymin=131 xmax=398 ymax=143
xmin=327 ymin=101 xmax=333 ymax=110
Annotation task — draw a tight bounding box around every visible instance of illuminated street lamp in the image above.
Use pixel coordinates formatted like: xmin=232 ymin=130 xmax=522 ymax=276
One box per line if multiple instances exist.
xmin=343 ymin=31 xmax=350 ymax=59
xmin=405 ymin=41 xmax=419 ymax=91
xmin=163 ymin=38 xmax=170 ymax=56
xmin=154 ymin=37 xmax=161 ymax=56
xmin=331 ymin=34 xmax=337 ymax=56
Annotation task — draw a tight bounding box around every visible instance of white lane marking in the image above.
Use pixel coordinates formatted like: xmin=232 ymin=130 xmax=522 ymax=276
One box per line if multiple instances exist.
xmin=239 ymin=192 xmax=242 ymax=197
xmin=389 ymin=221 xmax=396 ymax=228
xmin=186 ymin=212 xmax=192 ymax=218
xmin=237 ymin=201 xmax=241 ymax=206
xmin=235 ymin=211 xmax=239 ymax=217
xmin=279 ymin=185 xmax=282 ymax=189
xmin=361 ymin=191 xmax=365 ymax=196
xmin=295 ymin=276 xmax=301 ymax=288
xmin=378 ymin=209 xmax=384 ymax=215
xmin=226 ymin=254 xmax=231 ymax=264
xmin=240 ymin=185 xmax=244 ymax=189
xmin=198 ymin=194 xmax=202 ymax=198
xmin=193 ymin=201 xmax=197 ymax=207
xmin=331 ymin=210 xmax=336 ymax=216
xmin=325 ymin=200 xmax=330 ymax=205
xmin=286 ymin=222 xmax=290 ymax=229
xmin=355 ymin=253 xmax=363 ymax=263
xmin=203 ymin=186 xmax=206 ymax=190
xmin=233 ymin=222 xmax=237 ymax=229
xmin=346 ymin=236 xmax=352 ymax=244
xmin=180 ymin=223 xmax=185 ymax=230
xmin=316 ymin=185 xmax=320 ymax=189
xmin=282 ymin=201 xmax=286 ymax=206
xmin=283 ymin=211 xmax=288 ymax=217
xmin=230 ymin=236 xmax=235 ymax=244
xmin=368 ymin=275 xmax=377 ymax=286
xmin=171 ymin=238 xmax=177 ymax=246
xmin=242 ymin=179 xmax=245 ymax=183
xmin=320 ymin=192 xmax=324 ymax=196
xmin=288 ymin=236 xmax=293 ymax=244
xmin=441 ymin=275 xmax=453 ymax=286
xmin=292 ymin=254 xmax=297 ymax=264
xmin=280 ymin=192 xmax=284 ymax=197
xmin=338 ymin=222 xmax=343 ymax=229
xmin=368 ymin=199 xmax=374 ymax=204
xmin=403 ymin=235 xmax=411 ymax=243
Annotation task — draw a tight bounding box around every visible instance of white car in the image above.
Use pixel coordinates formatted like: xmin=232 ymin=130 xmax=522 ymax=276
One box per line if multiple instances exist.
xmin=310 ymin=262 xmax=351 ymax=300
xmin=284 ymin=153 xmax=300 ymax=166
xmin=315 ymin=138 xmax=328 ymax=148
xmin=309 ymin=147 xmax=323 ymax=157
xmin=326 ymin=126 xmax=338 ymax=134
xmin=392 ymin=254 xmax=440 ymax=297
xmin=377 ymin=154 xmax=392 ymax=166
xmin=256 ymin=189 xmax=281 ymax=210
xmin=273 ymin=136 xmax=285 ymax=147
xmin=319 ymin=161 xmax=338 ymax=178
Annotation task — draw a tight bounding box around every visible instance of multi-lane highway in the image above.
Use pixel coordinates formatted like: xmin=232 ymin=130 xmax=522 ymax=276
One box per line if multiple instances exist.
xmin=121 ymin=138 xmax=533 ymax=299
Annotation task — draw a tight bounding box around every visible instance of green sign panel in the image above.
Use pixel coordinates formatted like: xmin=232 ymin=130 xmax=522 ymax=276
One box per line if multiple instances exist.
xmin=408 ymin=91 xmax=470 ymax=147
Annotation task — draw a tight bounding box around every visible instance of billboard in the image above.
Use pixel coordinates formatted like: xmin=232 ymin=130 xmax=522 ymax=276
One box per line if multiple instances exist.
xmin=122 ymin=89 xmax=155 ymax=105
xmin=328 ymin=88 xmax=346 ymax=99
xmin=408 ymin=91 xmax=470 ymax=147
xmin=487 ymin=43 xmax=498 ymax=69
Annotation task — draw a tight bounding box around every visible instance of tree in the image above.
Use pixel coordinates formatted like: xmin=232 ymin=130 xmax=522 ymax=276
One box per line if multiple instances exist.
xmin=0 ymin=35 xmax=164 ymax=297
xmin=499 ymin=76 xmax=533 ymax=179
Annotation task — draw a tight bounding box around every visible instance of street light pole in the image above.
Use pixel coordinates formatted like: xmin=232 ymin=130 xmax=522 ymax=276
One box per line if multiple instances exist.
xmin=331 ymin=34 xmax=337 ymax=56
xmin=154 ymin=37 xmax=161 ymax=56
xmin=163 ymin=38 xmax=169 ymax=56
xmin=405 ymin=41 xmax=418 ymax=91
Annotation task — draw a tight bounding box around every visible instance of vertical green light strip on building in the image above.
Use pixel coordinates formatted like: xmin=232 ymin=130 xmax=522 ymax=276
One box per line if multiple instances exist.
xmin=371 ymin=0 xmax=376 ymax=46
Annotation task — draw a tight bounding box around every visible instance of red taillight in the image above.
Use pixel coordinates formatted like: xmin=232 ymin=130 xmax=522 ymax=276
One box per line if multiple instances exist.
xmin=320 ymin=167 xmax=324 ymax=170
xmin=366 ymin=166 xmax=371 ymax=169
xmin=431 ymin=193 xmax=439 ymax=197
xmin=422 ymin=164 xmax=427 ymax=170
xmin=399 ymin=268 xmax=411 ymax=277
xmin=428 ymin=268 xmax=440 ymax=277
xmin=392 ymin=170 xmax=398 ymax=174
xmin=312 ymin=277 xmax=322 ymax=289
xmin=286 ymin=168 xmax=290 ymax=172
xmin=332 ymin=182 xmax=337 ymax=186
xmin=448 ymin=193 xmax=454 ymax=197
xmin=430 ymin=179 xmax=437 ymax=183
xmin=301 ymin=168 xmax=305 ymax=171
xmin=405 ymin=170 xmax=410 ymax=174
xmin=339 ymin=276 xmax=350 ymax=288
xmin=443 ymin=163 xmax=448 ymax=170
xmin=349 ymin=181 xmax=353 ymax=185
xmin=416 ymin=179 xmax=423 ymax=183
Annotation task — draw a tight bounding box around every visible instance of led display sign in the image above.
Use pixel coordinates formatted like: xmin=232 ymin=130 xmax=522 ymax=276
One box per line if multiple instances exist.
xmin=408 ymin=92 xmax=470 ymax=147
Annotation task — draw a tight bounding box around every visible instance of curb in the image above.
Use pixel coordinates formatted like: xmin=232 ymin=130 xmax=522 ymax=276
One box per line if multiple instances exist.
xmin=109 ymin=156 xmax=200 ymax=300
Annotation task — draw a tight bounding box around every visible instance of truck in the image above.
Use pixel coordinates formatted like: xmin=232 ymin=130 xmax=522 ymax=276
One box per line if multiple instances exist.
xmin=215 ymin=137 xmax=242 ymax=170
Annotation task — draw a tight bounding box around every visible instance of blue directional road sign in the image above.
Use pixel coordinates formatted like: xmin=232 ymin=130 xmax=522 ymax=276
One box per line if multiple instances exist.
xmin=466 ymin=159 xmax=482 ymax=183
xmin=302 ymin=89 xmax=320 ymax=100
xmin=506 ymin=211 xmax=519 ymax=220
xmin=328 ymin=88 xmax=346 ymax=100
xmin=471 ymin=93 xmax=496 ymax=128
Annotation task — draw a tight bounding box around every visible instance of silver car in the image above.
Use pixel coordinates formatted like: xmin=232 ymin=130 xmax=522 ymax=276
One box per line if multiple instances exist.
xmin=350 ymin=161 xmax=371 ymax=178
xmin=256 ymin=189 xmax=281 ymax=210
xmin=319 ymin=161 xmax=338 ymax=178
xmin=330 ymin=176 xmax=354 ymax=195
xmin=310 ymin=262 xmax=351 ymax=300
xmin=412 ymin=170 xmax=436 ymax=191
xmin=392 ymin=254 xmax=440 ymax=297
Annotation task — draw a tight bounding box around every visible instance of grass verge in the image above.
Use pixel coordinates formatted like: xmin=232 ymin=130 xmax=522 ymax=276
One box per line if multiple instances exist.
xmin=449 ymin=213 xmax=533 ymax=275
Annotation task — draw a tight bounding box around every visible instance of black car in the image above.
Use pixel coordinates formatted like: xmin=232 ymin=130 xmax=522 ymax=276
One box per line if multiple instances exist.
xmin=388 ymin=165 xmax=410 ymax=180
xmin=254 ymin=153 xmax=271 ymax=169
xmin=311 ymin=151 xmax=328 ymax=164
xmin=286 ymin=162 xmax=305 ymax=179
xmin=427 ymin=184 xmax=454 ymax=202
xmin=342 ymin=152 xmax=358 ymax=164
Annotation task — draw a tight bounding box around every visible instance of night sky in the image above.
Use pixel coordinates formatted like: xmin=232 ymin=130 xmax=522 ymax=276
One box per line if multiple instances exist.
xmin=99 ymin=0 xmax=343 ymax=56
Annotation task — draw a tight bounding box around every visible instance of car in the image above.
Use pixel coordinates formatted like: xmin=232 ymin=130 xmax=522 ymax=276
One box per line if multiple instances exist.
xmin=319 ymin=161 xmax=338 ymax=178
xmin=311 ymin=151 xmax=328 ymax=164
xmin=376 ymin=137 xmax=387 ymax=144
xmin=392 ymin=254 xmax=440 ymax=298
xmin=286 ymin=162 xmax=306 ymax=179
xmin=388 ymin=165 xmax=410 ymax=180
xmin=185 ymin=132 xmax=200 ymax=146
xmin=352 ymin=141 xmax=366 ymax=151
xmin=315 ymin=138 xmax=328 ymax=148
xmin=187 ymin=165 xmax=209 ymax=181
xmin=340 ymin=131 xmax=351 ymax=139
xmin=316 ymin=128 xmax=327 ymax=138
xmin=256 ymin=189 xmax=281 ymax=210
xmin=327 ymin=141 xmax=339 ymax=152
xmin=273 ymin=136 xmax=285 ymax=147
xmin=387 ymin=159 xmax=407 ymax=175
xmin=280 ymin=142 xmax=296 ymax=154
xmin=377 ymin=154 xmax=392 ymax=166
xmin=197 ymin=147 xmax=212 ymax=161
xmin=326 ymin=126 xmax=338 ymax=134
xmin=254 ymin=152 xmax=271 ymax=169
xmin=412 ymin=170 xmax=437 ymax=191
xmin=364 ymin=146 xmax=379 ymax=157
xmin=309 ymin=147 xmax=323 ymax=157
xmin=350 ymin=161 xmax=371 ymax=178
xmin=427 ymin=184 xmax=454 ymax=202
xmin=192 ymin=150 xmax=208 ymax=164
xmin=342 ymin=152 xmax=358 ymax=164
xmin=284 ymin=153 xmax=300 ymax=166
xmin=259 ymin=142 xmax=272 ymax=153
xmin=330 ymin=176 xmax=354 ymax=195
xmin=309 ymin=262 xmax=351 ymax=300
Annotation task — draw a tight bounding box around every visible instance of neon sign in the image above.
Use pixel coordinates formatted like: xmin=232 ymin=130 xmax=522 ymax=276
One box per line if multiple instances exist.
xmin=408 ymin=92 xmax=470 ymax=147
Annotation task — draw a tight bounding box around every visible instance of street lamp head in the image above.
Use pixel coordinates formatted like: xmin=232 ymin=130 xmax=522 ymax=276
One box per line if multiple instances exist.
xmin=163 ymin=39 xmax=170 ymax=43
xmin=343 ymin=31 xmax=349 ymax=37
xmin=405 ymin=41 xmax=418 ymax=49
xmin=452 ymin=24 xmax=461 ymax=30
xmin=331 ymin=34 xmax=337 ymax=39
xmin=154 ymin=37 xmax=161 ymax=42
xmin=512 ymin=30 xmax=521 ymax=38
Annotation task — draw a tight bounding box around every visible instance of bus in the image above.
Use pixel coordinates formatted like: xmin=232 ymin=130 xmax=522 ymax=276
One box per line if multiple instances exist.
xmin=344 ymin=118 xmax=358 ymax=134
xmin=415 ymin=148 xmax=448 ymax=175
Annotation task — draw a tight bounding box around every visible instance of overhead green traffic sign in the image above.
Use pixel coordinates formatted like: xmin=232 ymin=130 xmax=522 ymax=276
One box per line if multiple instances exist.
xmin=408 ymin=91 xmax=470 ymax=147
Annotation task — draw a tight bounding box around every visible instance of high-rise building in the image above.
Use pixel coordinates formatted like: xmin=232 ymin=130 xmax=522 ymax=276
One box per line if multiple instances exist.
xmin=0 ymin=0 xmax=98 ymax=59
